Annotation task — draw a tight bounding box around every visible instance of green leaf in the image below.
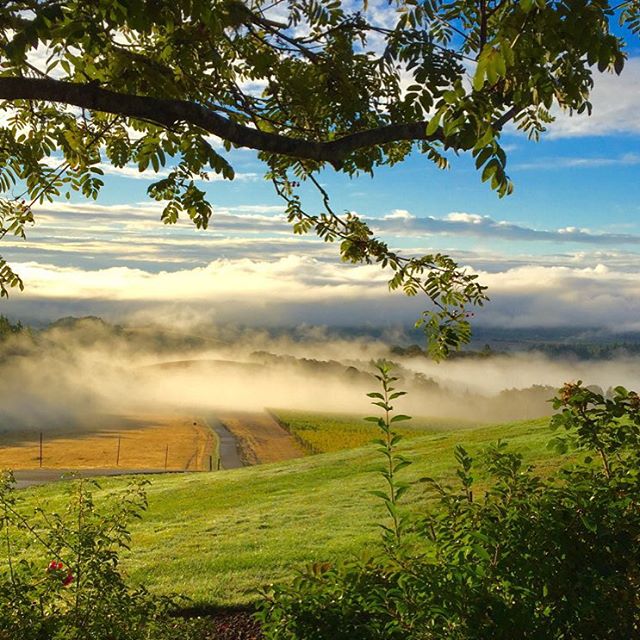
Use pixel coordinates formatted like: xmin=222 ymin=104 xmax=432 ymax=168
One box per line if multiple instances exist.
xmin=426 ymin=113 xmax=442 ymax=136
xmin=473 ymin=60 xmax=487 ymax=91
xmin=390 ymin=415 xmax=412 ymax=423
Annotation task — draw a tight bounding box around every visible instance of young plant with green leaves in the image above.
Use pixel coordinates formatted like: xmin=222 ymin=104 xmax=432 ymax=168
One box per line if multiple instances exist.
xmin=259 ymin=374 xmax=640 ymax=639
xmin=365 ymin=361 xmax=412 ymax=548
xmin=258 ymin=361 xmax=417 ymax=639
xmin=1 ymin=0 xmax=639 ymax=355
xmin=0 ymin=473 xmax=202 ymax=640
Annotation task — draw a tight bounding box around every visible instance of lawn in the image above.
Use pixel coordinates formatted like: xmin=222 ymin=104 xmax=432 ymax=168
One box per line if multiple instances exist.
xmin=12 ymin=415 xmax=561 ymax=608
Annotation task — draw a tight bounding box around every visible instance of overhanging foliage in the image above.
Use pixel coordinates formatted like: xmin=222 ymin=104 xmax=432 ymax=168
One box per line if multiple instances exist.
xmin=0 ymin=0 xmax=638 ymax=355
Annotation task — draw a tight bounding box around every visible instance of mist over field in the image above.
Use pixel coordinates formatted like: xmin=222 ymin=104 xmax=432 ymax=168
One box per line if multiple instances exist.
xmin=2 ymin=317 xmax=640 ymax=432
xmin=401 ymin=352 xmax=640 ymax=396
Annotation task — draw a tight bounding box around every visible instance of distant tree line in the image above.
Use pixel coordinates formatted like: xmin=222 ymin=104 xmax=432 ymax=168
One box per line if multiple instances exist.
xmin=392 ymin=341 xmax=640 ymax=361
xmin=526 ymin=343 xmax=640 ymax=360
xmin=0 ymin=315 xmax=23 ymax=341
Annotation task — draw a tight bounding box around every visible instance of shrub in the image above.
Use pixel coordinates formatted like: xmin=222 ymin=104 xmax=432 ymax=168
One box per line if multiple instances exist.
xmin=0 ymin=475 xmax=200 ymax=640
xmin=258 ymin=373 xmax=640 ymax=639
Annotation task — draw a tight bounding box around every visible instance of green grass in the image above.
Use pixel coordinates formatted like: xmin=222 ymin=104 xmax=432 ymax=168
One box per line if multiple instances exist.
xmin=271 ymin=409 xmax=483 ymax=453
xmin=15 ymin=416 xmax=558 ymax=607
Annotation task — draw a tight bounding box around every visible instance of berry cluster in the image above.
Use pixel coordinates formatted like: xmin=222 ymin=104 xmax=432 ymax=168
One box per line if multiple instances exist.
xmin=47 ymin=560 xmax=74 ymax=586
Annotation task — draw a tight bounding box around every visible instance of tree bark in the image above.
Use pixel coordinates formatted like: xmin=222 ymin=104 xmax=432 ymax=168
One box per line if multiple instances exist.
xmin=0 ymin=76 xmax=444 ymax=166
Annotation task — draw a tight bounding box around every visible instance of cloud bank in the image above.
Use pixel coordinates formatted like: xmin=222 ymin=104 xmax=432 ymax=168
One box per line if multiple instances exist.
xmin=3 ymin=199 xmax=640 ymax=331
xmin=5 ymin=256 xmax=640 ymax=331
xmin=3 ymin=201 xmax=640 ymax=275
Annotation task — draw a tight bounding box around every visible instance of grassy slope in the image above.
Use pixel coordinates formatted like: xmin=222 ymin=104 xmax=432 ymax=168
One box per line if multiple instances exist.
xmin=271 ymin=409 xmax=483 ymax=453
xmin=18 ymin=417 xmax=559 ymax=607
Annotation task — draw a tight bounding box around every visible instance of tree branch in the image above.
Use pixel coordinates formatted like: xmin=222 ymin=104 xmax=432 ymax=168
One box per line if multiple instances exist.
xmin=0 ymin=76 xmax=519 ymax=168
xmin=0 ymin=76 xmax=450 ymax=167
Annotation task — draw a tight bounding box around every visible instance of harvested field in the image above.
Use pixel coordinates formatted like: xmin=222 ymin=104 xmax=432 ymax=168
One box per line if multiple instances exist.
xmin=216 ymin=411 xmax=305 ymax=464
xmin=0 ymin=414 xmax=215 ymax=471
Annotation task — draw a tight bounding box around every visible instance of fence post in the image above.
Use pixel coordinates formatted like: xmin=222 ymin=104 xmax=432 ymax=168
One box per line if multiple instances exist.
xmin=116 ymin=435 xmax=121 ymax=467
xmin=164 ymin=444 xmax=169 ymax=470
xmin=39 ymin=432 xmax=43 ymax=468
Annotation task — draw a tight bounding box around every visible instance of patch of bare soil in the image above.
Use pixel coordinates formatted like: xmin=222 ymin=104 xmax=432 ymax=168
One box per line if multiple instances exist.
xmin=194 ymin=610 xmax=263 ymax=640
xmin=175 ymin=606 xmax=263 ymax=640
xmin=216 ymin=411 xmax=305 ymax=465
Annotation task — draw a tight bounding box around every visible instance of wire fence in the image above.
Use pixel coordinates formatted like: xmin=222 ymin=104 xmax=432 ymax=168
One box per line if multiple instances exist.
xmin=23 ymin=429 xmax=221 ymax=472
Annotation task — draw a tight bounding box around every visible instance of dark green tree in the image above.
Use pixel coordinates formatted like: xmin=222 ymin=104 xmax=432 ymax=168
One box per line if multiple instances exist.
xmin=0 ymin=314 xmax=22 ymax=340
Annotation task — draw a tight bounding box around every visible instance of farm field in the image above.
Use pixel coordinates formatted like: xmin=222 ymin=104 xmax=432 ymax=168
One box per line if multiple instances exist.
xmin=216 ymin=410 xmax=305 ymax=464
xmin=15 ymin=415 xmax=562 ymax=607
xmin=270 ymin=409 xmax=484 ymax=453
xmin=0 ymin=414 xmax=215 ymax=471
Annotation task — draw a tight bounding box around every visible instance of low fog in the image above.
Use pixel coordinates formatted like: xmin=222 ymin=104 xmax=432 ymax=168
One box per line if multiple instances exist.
xmin=2 ymin=317 xmax=640 ymax=433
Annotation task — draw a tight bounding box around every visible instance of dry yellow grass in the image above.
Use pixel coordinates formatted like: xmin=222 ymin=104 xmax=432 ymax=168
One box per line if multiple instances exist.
xmin=216 ymin=411 xmax=305 ymax=464
xmin=0 ymin=414 xmax=215 ymax=471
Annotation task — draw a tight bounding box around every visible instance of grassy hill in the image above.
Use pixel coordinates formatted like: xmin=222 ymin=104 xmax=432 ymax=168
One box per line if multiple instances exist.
xmin=16 ymin=416 xmax=561 ymax=607
xmin=271 ymin=409 xmax=483 ymax=453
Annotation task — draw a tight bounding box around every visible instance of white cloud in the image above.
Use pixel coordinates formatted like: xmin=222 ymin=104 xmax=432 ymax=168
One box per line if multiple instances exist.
xmin=8 ymin=256 xmax=640 ymax=332
xmin=546 ymin=57 xmax=640 ymax=138
xmin=383 ymin=209 xmax=415 ymax=220
xmin=514 ymin=152 xmax=640 ymax=171
xmin=446 ymin=212 xmax=485 ymax=224
xmin=5 ymin=200 xmax=640 ymax=333
xmin=97 ymin=162 xmax=259 ymax=182
xmin=14 ymin=256 xmax=388 ymax=302
xmin=372 ymin=211 xmax=640 ymax=246
xmin=5 ymin=202 xmax=640 ymax=276
xmin=471 ymin=263 xmax=640 ymax=329
xmin=39 ymin=157 xmax=259 ymax=182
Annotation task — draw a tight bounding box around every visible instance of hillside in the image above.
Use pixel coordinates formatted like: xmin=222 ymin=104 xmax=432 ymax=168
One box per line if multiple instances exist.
xmin=18 ymin=416 xmax=562 ymax=607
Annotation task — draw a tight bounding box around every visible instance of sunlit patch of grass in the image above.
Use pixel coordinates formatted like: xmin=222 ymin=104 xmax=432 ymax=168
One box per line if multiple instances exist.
xmin=15 ymin=416 xmax=559 ymax=607
xmin=270 ymin=409 xmax=482 ymax=453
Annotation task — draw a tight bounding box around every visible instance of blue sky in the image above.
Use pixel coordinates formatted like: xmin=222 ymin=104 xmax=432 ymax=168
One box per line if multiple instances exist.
xmin=2 ymin=50 xmax=640 ymax=331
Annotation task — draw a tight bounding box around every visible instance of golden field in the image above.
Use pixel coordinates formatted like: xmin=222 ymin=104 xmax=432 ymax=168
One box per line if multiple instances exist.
xmin=0 ymin=414 xmax=215 ymax=471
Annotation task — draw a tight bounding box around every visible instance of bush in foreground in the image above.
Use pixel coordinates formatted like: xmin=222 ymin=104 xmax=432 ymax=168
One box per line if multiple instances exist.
xmin=258 ymin=374 xmax=640 ymax=639
xmin=0 ymin=475 xmax=202 ymax=640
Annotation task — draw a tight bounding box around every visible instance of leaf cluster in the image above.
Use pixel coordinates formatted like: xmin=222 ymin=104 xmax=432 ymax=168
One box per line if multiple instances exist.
xmin=275 ymin=173 xmax=487 ymax=357
xmin=0 ymin=0 xmax=636 ymax=350
xmin=0 ymin=476 xmax=200 ymax=640
xmin=259 ymin=374 xmax=640 ymax=639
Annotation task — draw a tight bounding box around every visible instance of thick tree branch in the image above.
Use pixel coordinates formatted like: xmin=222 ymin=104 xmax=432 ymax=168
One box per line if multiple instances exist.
xmin=0 ymin=76 xmax=451 ymax=167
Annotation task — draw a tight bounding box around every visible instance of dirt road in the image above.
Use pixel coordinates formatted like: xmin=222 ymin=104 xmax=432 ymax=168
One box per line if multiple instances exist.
xmin=215 ymin=410 xmax=305 ymax=465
